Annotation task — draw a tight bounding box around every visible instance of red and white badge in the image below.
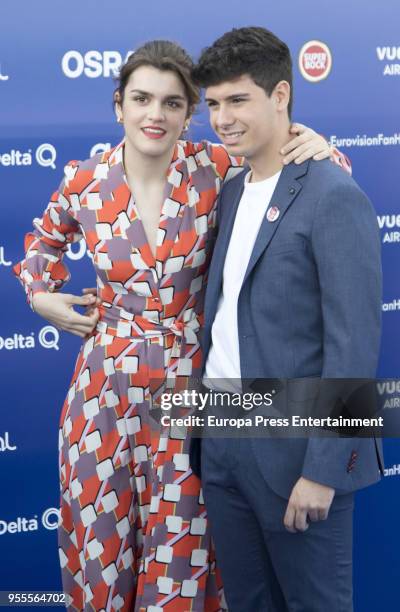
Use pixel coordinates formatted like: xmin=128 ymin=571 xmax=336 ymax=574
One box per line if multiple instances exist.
xmin=267 ymin=206 xmax=280 ymax=222
xmin=298 ymin=40 xmax=332 ymax=83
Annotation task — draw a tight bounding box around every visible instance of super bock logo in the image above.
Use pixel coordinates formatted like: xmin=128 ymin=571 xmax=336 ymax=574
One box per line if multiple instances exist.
xmin=298 ymin=40 xmax=332 ymax=82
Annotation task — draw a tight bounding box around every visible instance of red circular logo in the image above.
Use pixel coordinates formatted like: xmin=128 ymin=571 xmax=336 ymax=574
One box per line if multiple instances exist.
xmin=298 ymin=40 xmax=332 ymax=82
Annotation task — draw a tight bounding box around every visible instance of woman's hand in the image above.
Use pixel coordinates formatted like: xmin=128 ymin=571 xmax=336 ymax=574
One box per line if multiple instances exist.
xmin=281 ymin=123 xmax=332 ymax=165
xmin=32 ymin=292 xmax=99 ymax=338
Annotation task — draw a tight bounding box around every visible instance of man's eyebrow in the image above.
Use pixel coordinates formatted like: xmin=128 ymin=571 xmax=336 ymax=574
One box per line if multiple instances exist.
xmin=129 ymin=89 xmax=150 ymax=95
xmin=128 ymin=89 xmax=186 ymax=101
xmin=205 ymin=92 xmax=251 ymax=102
xmin=164 ymin=94 xmax=186 ymax=100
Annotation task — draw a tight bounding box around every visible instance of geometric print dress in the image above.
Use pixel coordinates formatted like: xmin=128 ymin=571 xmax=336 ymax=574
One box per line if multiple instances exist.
xmin=14 ymin=139 xmax=243 ymax=612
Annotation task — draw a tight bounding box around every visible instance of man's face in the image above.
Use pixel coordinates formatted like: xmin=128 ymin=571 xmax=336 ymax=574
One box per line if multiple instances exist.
xmin=205 ymin=74 xmax=282 ymax=161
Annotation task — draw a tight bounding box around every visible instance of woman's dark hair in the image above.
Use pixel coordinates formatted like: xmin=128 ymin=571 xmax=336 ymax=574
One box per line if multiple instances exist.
xmin=192 ymin=27 xmax=293 ymax=117
xmin=114 ymin=40 xmax=200 ymax=116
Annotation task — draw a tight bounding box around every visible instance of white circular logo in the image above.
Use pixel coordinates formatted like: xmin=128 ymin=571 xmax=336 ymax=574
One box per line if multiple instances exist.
xmin=42 ymin=507 xmax=61 ymax=530
xmin=36 ymin=143 xmax=57 ymax=169
xmin=38 ymin=326 xmax=60 ymax=350
xmin=298 ymin=40 xmax=332 ymax=82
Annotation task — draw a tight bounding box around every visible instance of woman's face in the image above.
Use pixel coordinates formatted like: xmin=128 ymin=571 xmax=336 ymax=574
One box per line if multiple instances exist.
xmin=117 ymin=65 xmax=189 ymax=160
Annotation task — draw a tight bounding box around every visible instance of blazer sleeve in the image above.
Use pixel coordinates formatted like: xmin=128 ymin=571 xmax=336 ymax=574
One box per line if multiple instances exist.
xmin=300 ymin=181 xmax=382 ymax=489
xmin=312 ymin=181 xmax=381 ymax=377
xmin=13 ymin=161 xmax=83 ymax=307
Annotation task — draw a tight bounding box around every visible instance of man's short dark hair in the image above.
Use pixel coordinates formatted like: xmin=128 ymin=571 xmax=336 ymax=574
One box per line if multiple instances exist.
xmin=192 ymin=26 xmax=293 ymax=117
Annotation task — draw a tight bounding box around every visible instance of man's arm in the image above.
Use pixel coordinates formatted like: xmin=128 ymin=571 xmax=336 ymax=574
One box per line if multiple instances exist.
xmin=310 ymin=181 xmax=381 ymax=377
xmin=284 ymin=179 xmax=382 ymax=532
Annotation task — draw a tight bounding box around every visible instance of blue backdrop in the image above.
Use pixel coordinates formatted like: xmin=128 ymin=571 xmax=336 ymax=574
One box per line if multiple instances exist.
xmin=1 ymin=1 xmax=399 ymax=609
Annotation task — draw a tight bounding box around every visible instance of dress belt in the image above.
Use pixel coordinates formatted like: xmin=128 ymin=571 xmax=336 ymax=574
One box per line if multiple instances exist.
xmin=94 ymin=309 xmax=199 ymax=344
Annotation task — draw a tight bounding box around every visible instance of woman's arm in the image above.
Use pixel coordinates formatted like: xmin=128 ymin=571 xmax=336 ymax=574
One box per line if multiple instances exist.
xmin=13 ymin=162 xmax=99 ymax=337
xmin=281 ymin=123 xmax=351 ymax=172
xmin=205 ymin=122 xmax=351 ymax=183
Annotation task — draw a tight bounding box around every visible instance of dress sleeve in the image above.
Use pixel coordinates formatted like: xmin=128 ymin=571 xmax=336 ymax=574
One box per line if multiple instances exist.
xmin=13 ymin=161 xmax=83 ymax=307
xmin=203 ymin=140 xmax=352 ymax=178
xmin=201 ymin=141 xmax=244 ymax=184
xmin=330 ymin=145 xmax=352 ymax=174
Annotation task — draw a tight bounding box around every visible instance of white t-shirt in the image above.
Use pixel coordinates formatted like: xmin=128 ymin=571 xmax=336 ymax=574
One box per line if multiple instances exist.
xmin=204 ymin=169 xmax=281 ymax=388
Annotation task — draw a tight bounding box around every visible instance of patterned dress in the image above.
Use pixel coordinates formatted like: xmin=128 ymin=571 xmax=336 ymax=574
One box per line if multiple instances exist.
xmin=14 ymin=140 xmax=242 ymax=612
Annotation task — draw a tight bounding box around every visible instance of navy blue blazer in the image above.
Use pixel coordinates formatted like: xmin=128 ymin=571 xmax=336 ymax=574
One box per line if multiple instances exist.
xmin=192 ymin=159 xmax=383 ymax=498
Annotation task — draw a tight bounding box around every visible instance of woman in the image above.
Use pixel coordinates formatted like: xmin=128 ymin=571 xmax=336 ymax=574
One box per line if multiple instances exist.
xmin=14 ymin=40 xmax=346 ymax=611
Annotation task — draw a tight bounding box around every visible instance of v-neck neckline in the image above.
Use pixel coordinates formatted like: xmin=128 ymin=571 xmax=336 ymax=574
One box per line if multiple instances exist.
xmin=113 ymin=140 xmax=189 ymax=271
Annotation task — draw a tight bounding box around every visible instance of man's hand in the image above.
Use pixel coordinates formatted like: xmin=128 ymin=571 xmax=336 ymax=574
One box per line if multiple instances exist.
xmin=32 ymin=292 xmax=99 ymax=338
xmin=283 ymin=477 xmax=335 ymax=533
xmin=281 ymin=123 xmax=332 ymax=165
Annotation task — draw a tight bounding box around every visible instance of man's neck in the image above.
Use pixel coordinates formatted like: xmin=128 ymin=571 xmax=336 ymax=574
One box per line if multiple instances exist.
xmin=247 ymin=121 xmax=293 ymax=183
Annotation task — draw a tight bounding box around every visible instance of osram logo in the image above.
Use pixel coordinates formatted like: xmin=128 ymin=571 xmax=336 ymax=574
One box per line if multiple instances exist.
xmin=298 ymin=40 xmax=332 ymax=82
xmin=62 ymin=50 xmax=133 ymax=79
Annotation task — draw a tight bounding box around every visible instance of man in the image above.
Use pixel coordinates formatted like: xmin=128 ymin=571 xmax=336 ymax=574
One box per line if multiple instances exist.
xmin=190 ymin=27 xmax=383 ymax=611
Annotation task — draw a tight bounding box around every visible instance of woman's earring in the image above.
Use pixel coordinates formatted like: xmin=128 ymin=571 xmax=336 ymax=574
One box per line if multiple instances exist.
xmin=117 ymin=117 xmax=123 ymax=124
xmin=183 ymin=121 xmax=190 ymax=132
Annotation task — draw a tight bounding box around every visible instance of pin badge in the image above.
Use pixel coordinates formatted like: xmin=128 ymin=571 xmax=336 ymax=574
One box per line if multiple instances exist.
xmin=267 ymin=206 xmax=280 ymax=222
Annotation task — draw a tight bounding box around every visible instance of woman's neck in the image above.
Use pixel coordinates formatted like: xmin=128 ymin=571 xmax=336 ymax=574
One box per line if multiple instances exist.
xmin=123 ymin=139 xmax=176 ymax=185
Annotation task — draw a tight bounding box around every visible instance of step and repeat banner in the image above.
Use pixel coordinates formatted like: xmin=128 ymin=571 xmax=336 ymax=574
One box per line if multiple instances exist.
xmin=1 ymin=1 xmax=399 ymax=610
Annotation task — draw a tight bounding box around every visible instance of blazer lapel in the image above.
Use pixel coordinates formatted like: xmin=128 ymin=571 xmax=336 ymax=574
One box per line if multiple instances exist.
xmin=241 ymin=160 xmax=310 ymax=287
xmin=204 ymin=170 xmax=247 ymax=329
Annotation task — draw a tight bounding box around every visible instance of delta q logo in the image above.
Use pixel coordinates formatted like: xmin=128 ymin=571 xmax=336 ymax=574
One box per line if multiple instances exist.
xmin=299 ymin=40 xmax=332 ymax=82
xmin=0 ymin=326 xmax=60 ymax=351
xmin=0 ymin=507 xmax=61 ymax=536
xmin=0 ymin=143 xmax=57 ymax=169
